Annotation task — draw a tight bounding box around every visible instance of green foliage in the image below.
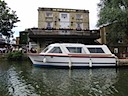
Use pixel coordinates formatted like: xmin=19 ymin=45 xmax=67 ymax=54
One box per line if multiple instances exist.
xmin=97 ymin=0 xmax=128 ymax=45
xmin=0 ymin=0 xmax=20 ymax=43
xmin=7 ymin=51 xmax=23 ymax=60
xmin=97 ymin=0 xmax=128 ymax=26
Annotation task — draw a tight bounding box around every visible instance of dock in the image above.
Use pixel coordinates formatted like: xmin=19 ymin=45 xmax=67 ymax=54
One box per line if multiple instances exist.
xmin=118 ymin=58 xmax=128 ymax=66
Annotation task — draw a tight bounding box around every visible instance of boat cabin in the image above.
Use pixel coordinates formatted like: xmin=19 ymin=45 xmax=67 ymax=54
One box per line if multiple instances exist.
xmin=40 ymin=43 xmax=112 ymax=55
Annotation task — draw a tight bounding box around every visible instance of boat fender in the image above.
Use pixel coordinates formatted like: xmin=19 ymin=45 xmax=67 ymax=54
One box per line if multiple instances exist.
xmin=89 ymin=58 xmax=92 ymax=67
xmin=69 ymin=60 xmax=72 ymax=69
xmin=43 ymin=58 xmax=47 ymax=63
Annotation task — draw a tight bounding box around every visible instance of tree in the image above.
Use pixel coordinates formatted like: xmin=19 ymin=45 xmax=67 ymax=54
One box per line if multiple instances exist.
xmin=0 ymin=0 xmax=19 ymax=43
xmin=97 ymin=0 xmax=128 ymax=45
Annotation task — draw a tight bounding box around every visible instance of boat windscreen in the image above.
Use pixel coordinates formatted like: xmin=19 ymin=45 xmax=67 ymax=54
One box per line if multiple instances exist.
xmin=42 ymin=46 xmax=51 ymax=53
xmin=48 ymin=47 xmax=62 ymax=53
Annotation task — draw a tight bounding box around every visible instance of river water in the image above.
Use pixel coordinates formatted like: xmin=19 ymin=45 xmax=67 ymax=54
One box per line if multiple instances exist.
xmin=0 ymin=60 xmax=128 ymax=96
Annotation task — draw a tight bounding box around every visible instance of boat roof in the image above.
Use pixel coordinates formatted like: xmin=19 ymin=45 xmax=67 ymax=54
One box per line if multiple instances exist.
xmin=50 ymin=43 xmax=84 ymax=46
xmin=49 ymin=43 xmax=107 ymax=47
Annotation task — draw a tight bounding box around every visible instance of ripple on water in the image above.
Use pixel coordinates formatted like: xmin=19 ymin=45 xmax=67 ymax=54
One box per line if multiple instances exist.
xmin=0 ymin=61 xmax=127 ymax=96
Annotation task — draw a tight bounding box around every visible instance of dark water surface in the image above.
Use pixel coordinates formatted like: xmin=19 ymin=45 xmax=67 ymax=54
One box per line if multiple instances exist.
xmin=0 ymin=61 xmax=128 ymax=96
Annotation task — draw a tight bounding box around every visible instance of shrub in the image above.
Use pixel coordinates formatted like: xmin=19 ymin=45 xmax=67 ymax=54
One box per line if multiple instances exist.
xmin=7 ymin=51 xmax=23 ymax=60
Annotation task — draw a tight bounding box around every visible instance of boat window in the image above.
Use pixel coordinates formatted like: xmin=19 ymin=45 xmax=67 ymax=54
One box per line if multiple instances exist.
xmin=42 ymin=46 xmax=51 ymax=53
xmin=87 ymin=48 xmax=105 ymax=53
xmin=66 ymin=47 xmax=82 ymax=53
xmin=48 ymin=47 xmax=62 ymax=53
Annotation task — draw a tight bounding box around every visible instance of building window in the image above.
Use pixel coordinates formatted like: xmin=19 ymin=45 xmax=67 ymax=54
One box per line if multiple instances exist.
xmin=114 ymin=48 xmax=118 ymax=53
xmin=45 ymin=12 xmax=53 ymax=17
xmin=61 ymin=14 xmax=67 ymax=19
xmin=76 ymin=14 xmax=82 ymax=19
xmin=76 ymin=23 xmax=83 ymax=29
xmin=46 ymin=22 xmax=53 ymax=29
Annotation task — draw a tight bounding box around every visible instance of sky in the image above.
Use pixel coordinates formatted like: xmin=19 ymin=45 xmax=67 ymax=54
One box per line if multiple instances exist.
xmin=4 ymin=0 xmax=100 ymax=38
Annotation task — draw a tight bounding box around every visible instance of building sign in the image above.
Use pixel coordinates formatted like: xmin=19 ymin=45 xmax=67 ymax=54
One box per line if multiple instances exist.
xmin=39 ymin=7 xmax=88 ymax=13
xmin=52 ymin=8 xmax=76 ymax=12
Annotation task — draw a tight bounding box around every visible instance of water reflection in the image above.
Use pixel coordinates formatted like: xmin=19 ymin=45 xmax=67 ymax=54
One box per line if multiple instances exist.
xmin=31 ymin=68 xmax=118 ymax=96
xmin=7 ymin=67 xmax=39 ymax=96
xmin=0 ymin=61 xmax=125 ymax=96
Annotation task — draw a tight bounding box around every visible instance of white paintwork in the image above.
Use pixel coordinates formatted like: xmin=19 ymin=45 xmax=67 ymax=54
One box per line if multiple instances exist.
xmin=28 ymin=43 xmax=118 ymax=68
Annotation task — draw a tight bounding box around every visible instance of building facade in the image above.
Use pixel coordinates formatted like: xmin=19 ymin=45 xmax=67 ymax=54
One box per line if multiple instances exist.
xmin=26 ymin=7 xmax=100 ymax=52
xmin=38 ymin=7 xmax=89 ymax=30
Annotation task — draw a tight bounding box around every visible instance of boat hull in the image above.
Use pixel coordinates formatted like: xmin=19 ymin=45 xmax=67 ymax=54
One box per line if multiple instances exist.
xmin=28 ymin=54 xmax=117 ymax=68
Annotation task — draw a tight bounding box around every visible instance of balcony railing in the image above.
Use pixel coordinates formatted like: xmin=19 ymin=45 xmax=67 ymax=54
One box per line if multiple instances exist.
xmin=28 ymin=28 xmax=100 ymax=37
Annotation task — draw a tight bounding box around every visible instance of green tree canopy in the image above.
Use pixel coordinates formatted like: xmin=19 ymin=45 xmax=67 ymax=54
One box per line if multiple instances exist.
xmin=97 ymin=0 xmax=128 ymax=44
xmin=0 ymin=0 xmax=19 ymax=43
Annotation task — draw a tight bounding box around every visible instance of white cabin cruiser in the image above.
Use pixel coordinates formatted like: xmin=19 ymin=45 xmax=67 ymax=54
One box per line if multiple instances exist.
xmin=28 ymin=43 xmax=118 ymax=68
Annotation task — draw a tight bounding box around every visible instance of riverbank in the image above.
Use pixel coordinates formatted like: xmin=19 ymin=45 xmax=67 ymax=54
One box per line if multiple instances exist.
xmin=0 ymin=53 xmax=28 ymax=61
xmin=118 ymin=58 xmax=128 ymax=66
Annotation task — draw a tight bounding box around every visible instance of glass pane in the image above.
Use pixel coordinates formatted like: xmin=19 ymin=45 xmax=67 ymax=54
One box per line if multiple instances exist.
xmin=88 ymin=48 xmax=104 ymax=53
xmin=46 ymin=12 xmax=52 ymax=17
xmin=61 ymin=14 xmax=67 ymax=18
xmin=42 ymin=46 xmax=51 ymax=53
xmin=66 ymin=47 xmax=82 ymax=53
xmin=76 ymin=14 xmax=82 ymax=19
xmin=48 ymin=47 xmax=62 ymax=53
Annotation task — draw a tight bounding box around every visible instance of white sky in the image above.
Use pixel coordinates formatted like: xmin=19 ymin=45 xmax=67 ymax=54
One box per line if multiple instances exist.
xmin=4 ymin=0 xmax=100 ymax=37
